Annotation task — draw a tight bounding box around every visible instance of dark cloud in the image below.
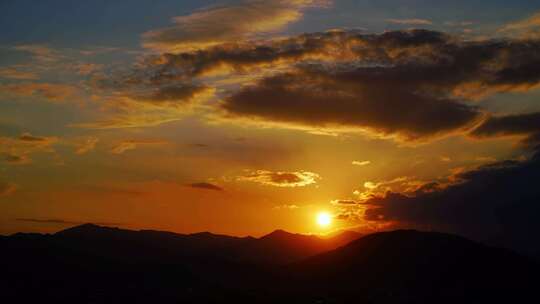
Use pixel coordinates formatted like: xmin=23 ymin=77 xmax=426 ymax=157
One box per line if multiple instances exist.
xmin=221 ymin=68 xmax=482 ymax=141
xmin=141 ymin=29 xmax=452 ymax=80
xmin=18 ymin=133 xmax=48 ymax=142
xmin=132 ymin=84 xmax=212 ymax=107
xmin=331 ymin=199 xmax=359 ymax=205
xmin=100 ymin=29 xmax=540 ymax=138
xmin=3 ymin=153 xmax=30 ymax=165
xmin=186 ymin=182 xmax=224 ymax=192
xmin=144 ymin=29 xmax=540 ymax=92
xmin=470 ymin=112 xmax=540 ymax=150
xmin=363 ymin=154 xmax=540 ymax=256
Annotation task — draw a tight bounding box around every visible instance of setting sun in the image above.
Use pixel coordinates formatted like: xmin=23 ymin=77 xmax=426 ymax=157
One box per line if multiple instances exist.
xmin=316 ymin=212 xmax=332 ymax=228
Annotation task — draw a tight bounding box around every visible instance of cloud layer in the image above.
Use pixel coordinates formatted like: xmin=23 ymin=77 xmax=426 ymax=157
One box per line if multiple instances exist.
xmin=142 ymin=0 xmax=330 ymax=52
xmin=124 ymin=29 xmax=540 ymax=141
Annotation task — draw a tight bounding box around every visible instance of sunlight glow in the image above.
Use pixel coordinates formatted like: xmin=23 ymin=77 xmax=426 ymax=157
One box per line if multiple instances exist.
xmin=316 ymin=212 xmax=332 ymax=228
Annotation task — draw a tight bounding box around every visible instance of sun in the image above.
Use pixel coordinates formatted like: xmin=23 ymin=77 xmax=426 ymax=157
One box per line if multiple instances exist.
xmin=316 ymin=212 xmax=332 ymax=228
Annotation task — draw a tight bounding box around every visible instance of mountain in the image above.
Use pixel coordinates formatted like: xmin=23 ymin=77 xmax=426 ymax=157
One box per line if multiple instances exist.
xmin=291 ymin=230 xmax=539 ymax=303
xmin=1 ymin=226 xmax=537 ymax=303
xmin=234 ymin=229 xmax=359 ymax=264
xmin=25 ymin=224 xmax=360 ymax=265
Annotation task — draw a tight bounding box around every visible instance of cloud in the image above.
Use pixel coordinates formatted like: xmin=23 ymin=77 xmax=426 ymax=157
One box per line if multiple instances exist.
xmin=499 ymin=11 xmax=540 ymax=39
xmin=98 ymin=29 xmax=540 ymax=138
xmin=470 ymin=112 xmax=540 ymax=150
xmin=73 ymin=63 xmax=103 ymax=75
xmin=132 ymin=29 xmax=380 ymax=80
xmin=74 ymin=137 xmax=99 ymax=155
xmin=0 ymin=133 xmax=59 ymax=165
xmin=0 ymin=66 xmax=39 ymax=80
xmin=209 ymin=29 xmax=540 ymax=141
xmin=12 ymin=44 xmax=62 ymax=62
xmin=0 ymin=82 xmax=78 ymax=102
xmin=72 ymin=85 xmax=214 ymax=129
xmin=142 ymin=0 xmax=331 ymax=51
xmin=386 ymin=18 xmax=432 ymax=25
xmin=142 ymin=29 xmax=540 ymax=98
xmin=18 ymin=133 xmax=50 ymax=142
xmin=186 ymin=182 xmax=224 ymax=192
xmin=238 ymin=170 xmax=320 ymax=187
xmin=361 ymin=153 xmax=540 ymax=256
xmin=352 ymin=160 xmax=371 ymax=166
xmin=110 ymin=139 xmax=167 ymax=154
xmin=3 ymin=153 xmax=31 ymax=165
xmin=131 ymin=85 xmax=214 ymax=108
xmin=0 ymin=182 xmax=17 ymax=197
xmin=221 ymin=67 xmax=483 ymax=141
xmin=331 ymin=199 xmax=359 ymax=205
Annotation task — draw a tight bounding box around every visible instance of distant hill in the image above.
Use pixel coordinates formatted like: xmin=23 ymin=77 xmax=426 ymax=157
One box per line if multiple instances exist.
xmin=37 ymin=223 xmax=361 ymax=264
xmin=1 ymin=225 xmax=536 ymax=303
xmin=291 ymin=230 xmax=539 ymax=303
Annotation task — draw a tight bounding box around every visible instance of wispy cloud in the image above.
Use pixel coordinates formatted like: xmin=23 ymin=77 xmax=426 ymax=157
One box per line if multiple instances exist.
xmin=0 ymin=82 xmax=78 ymax=103
xmin=386 ymin=18 xmax=432 ymax=25
xmin=142 ymin=0 xmax=331 ymax=51
xmin=110 ymin=139 xmax=168 ymax=154
xmin=238 ymin=170 xmax=320 ymax=187
xmin=186 ymin=182 xmax=224 ymax=192
xmin=0 ymin=133 xmax=59 ymax=165
xmin=74 ymin=137 xmax=99 ymax=155
xmin=499 ymin=11 xmax=540 ymax=39
xmin=352 ymin=160 xmax=371 ymax=166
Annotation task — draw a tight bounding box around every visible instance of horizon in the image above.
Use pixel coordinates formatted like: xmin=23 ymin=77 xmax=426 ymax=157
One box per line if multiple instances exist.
xmin=2 ymin=221 xmax=366 ymax=238
xmin=1 ymin=0 xmax=540 ymax=259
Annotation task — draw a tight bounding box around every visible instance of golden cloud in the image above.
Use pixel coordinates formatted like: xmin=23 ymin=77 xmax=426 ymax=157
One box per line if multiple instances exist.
xmin=142 ymin=0 xmax=331 ymax=52
xmin=0 ymin=66 xmax=39 ymax=80
xmin=237 ymin=170 xmax=320 ymax=187
xmin=0 ymin=82 xmax=78 ymax=103
xmin=73 ymin=85 xmax=215 ymax=129
xmin=352 ymin=160 xmax=371 ymax=166
xmin=0 ymin=133 xmax=59 ymax=165
xmin=110 ymin=139 xmax=168 ymax=154
xmin=74 ymin=137 xmax=99 ymax=155
xmin=499 ymin=11 xmax=540 ymax=39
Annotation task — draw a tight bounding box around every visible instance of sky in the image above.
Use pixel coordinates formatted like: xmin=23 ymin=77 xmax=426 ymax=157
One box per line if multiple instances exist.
xmin=2 ymin=1 xmax=540 ymax=248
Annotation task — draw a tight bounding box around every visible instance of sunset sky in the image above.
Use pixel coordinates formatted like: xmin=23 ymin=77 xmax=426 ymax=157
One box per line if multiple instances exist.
xmin=2 ymin=0 xmax=540 ymax=241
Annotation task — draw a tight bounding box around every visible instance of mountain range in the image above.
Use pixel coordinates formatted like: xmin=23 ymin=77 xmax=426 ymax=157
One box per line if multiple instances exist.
xmin=1 ymin=224 xmax=537 ymax=303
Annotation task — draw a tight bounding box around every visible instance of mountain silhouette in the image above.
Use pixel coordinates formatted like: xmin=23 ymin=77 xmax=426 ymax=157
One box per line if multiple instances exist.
xmin=1 ymin=225 xmax=537 ymax=303
xmin=291 ymin=230 xmax=539 ymax=303
xmin=44 ymin=224 xmax=360 ymax=264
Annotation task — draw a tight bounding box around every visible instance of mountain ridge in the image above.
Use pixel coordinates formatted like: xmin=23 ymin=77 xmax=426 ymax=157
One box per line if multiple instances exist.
xmin=1 ymin=226 xmax=537 ymax=303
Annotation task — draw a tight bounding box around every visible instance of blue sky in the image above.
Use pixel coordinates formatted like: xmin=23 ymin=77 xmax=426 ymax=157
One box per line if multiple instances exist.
xmin=2 ymin=0 xmax=539 ymax=48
